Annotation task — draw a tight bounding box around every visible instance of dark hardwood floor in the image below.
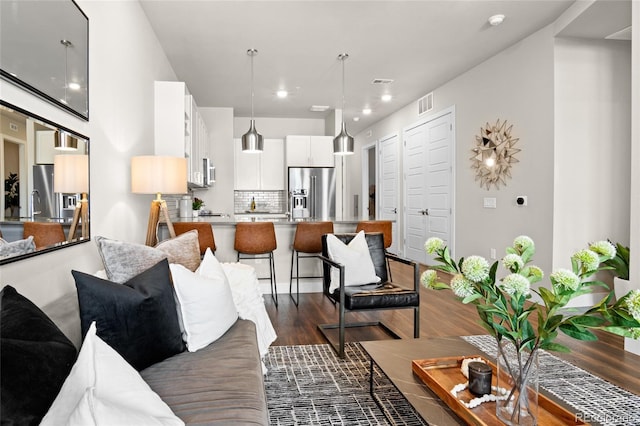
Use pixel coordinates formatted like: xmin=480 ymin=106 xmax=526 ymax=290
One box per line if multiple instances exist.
xmin=262 ymin=262 xmax=640 ymax=395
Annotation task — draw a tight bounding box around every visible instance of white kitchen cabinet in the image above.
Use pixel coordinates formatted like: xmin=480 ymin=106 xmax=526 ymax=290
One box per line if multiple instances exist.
xmin=154 ymin=81 xmax=209 ymax=188
xmin=234 ymin=139 xmax=284 ymax=190
xmin=285 ymin=136 xmax=334 ymax=167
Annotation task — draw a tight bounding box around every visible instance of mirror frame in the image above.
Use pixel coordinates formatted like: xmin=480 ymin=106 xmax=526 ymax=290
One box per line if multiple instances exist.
xmin=0 ymin=0 xmax=89 ymax=121
xmin=0 ymin=100 xmax=90 ymax=265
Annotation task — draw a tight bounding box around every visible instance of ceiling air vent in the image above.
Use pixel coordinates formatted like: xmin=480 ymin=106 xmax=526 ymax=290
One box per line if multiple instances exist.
xmin=371 ymin=78 xmax=394 ymax=84
xmin=418 ymin=92 xmax=433 ymax=116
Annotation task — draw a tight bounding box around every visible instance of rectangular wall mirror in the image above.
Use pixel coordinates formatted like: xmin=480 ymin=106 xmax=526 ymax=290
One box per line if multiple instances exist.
xmin=1 ymin=100 xmax=90 ymax=265
xmin=0 ymin=0 xmax=89 ymax=120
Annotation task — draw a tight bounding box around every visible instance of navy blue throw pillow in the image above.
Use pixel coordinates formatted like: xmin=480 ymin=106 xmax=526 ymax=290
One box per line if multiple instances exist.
xmin=72 ymin=259 xmax=184 ymax=371
xmin=0 ymin=285 xmax=77 ymax=426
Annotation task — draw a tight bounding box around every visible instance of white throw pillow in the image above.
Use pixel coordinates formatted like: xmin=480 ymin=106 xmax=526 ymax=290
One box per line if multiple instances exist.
xmin=221 ymin=262 xmax=277 ymax=359
xmin=41 ymin=322 xmax=183 ymax=426
xmin=326 ymin=231 xmax=381 ymax=293
xmin=170 ymin=250 xmax=238 ymax=351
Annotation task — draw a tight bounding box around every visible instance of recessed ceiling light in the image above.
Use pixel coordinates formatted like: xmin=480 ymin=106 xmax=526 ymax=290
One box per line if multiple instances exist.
xmin=381 ymin=94 xmax=392 ymax=102
xmin=353 ymin=117 xmax=360 ymax=122
xmin=488 ymin=14 xmax=505 ymax=26
xmin=68 ymin=82 xmax=81 ymax=91
xmin=276 ymin=90 xmax=288 ymax=98
xmin=362 ymin=108 xmax=372 ymax=115
xmin=310 ymin=105 xmax=330 ymax=112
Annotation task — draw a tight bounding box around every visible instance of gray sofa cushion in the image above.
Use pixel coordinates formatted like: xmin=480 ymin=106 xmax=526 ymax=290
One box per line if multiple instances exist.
xmin=141 ymin=319 xmax=268 ymax=425
xmin=41 ymin=291 xmax=82 ymax=350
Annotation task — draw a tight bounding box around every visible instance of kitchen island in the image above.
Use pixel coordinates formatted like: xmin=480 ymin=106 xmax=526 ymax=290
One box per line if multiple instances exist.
xmin=159 ymin=215 xmax=367 ymax=296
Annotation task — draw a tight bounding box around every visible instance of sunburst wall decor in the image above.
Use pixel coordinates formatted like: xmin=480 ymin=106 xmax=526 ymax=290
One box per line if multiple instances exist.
xmin=470 ymin=119 xmax=520 ymax=190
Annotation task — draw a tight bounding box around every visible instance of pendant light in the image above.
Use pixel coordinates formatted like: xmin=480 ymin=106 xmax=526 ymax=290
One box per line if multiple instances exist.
xmin=241 ymin=48 xmax=263 ymax=153
xmin=333 ymin=53 xmax=354 ymax=155
xmin=54 ymin=131 xmax=78 ymax=151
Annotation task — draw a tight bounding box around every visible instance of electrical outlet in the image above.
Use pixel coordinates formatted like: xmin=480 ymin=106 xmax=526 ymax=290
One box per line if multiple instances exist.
xmin=516 ymin=196 xmax=528 ymax=206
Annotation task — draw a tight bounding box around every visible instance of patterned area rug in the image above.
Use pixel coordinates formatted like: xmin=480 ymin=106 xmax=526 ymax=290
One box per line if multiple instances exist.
xmin=264 ymin=342 xmax=427 ymax=426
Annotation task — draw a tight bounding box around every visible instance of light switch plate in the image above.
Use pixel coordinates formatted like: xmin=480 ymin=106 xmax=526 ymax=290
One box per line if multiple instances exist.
xmin=483 ymin=197 xmax=497 ymax=208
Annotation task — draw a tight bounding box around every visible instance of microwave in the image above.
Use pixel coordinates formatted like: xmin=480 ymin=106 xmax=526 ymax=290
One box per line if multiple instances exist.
xmin=203 ymin=158 xmax=215 ymax=186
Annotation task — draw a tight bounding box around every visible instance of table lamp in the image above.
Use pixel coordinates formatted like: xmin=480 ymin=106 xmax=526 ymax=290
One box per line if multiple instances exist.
xmin=53 ymin=154 xmax=89 ymax=241
xmin=131 ymin=155 xmax=187 ymax=246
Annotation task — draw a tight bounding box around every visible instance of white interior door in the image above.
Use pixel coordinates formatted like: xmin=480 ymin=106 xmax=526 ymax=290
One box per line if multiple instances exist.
xmin=379 ymin=134 xmax=399 ymax=254
xmin=403 ymin=111 xmax=453 ymax=264
xmin=404 ymin=125 xmax=429 ymax=262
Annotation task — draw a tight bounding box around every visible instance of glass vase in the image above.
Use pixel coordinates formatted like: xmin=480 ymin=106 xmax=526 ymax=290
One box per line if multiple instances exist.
xmin=495 ymin=339 xmax=539 ymax=426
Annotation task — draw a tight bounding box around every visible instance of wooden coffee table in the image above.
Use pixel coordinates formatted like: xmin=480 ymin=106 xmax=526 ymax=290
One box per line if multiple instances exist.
xmin=361 ymin=337 xmax=479 ymax=425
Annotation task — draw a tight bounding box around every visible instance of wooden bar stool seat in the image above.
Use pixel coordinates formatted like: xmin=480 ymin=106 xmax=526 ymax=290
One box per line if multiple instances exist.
xmin=173 ymin=222 xmax=216 ymax=256
xmin=289 ymin=221 xmax=334 ymax=306
xmin=23 ymin=222 xmax=66 ymax=249
xmin=234 ymin=222 xmax=278 ymax=307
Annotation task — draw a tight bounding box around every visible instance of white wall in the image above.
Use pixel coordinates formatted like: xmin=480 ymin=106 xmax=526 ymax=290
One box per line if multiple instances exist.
xmin=0 ymin=0 xmax=177 ymax=306
xmin=553 ymin=37 xmax=631 ymax=270
xmin=199 ymin=107 xmax=234 ymax=215
xmin=627 ymin=0 xmax=640 ymax=355
xmin=233 ymin=116 xmax=325 ymax=139
xmin=353 ymin=25 xmax=556 ymax=276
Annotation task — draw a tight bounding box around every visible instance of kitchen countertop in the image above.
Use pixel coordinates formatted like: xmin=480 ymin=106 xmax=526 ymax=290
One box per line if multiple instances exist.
xmin=171 ymin=214 xmax=366 ymax=226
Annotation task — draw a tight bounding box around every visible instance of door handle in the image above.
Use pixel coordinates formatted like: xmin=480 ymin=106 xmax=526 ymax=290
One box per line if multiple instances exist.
xmin=420 ymin=209 xmax=429 ymax=216
xmin=392 ymin=208 xmax=397 ymax=214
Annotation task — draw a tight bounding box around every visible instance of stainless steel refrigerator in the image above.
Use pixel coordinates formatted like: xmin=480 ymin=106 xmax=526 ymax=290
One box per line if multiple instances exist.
xmin=288 ymin=167 xmax=336 ymax=220
xmin=32 ymin=164 xmax=58 ymax=218
xmin=32 ymin=164 xmax=75 ymax=219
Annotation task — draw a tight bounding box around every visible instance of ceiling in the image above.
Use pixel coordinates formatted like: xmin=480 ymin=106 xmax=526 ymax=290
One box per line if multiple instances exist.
xmin=139 ymin=0 xmax=628 ymax=134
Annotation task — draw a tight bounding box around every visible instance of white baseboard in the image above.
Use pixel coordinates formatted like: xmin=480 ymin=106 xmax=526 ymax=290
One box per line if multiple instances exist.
xmin=625 ymin=338 xmax=640 ymax=355
xmin=564 ymin=292 xmax=609 ymax=308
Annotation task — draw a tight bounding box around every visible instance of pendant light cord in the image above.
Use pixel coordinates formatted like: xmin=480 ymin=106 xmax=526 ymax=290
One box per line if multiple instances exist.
xmin=341 ymin=57 xmax=345 ymax=115
xmin=338 ymin=53 xmax=349 ymax=122
xmin=248 ymin=48 xmax=257 ymax=121
xmin=61 ymin=40 xmax=72 ymax=104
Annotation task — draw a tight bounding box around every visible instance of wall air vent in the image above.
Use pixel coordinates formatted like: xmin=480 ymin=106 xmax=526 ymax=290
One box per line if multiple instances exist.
xmin=418 ymin=92 xmax=433 ymax=116
xmin=309 ymin=105 xmax=330 ymax=112
xmin=371 ymin=78 xmax=394 ymax=84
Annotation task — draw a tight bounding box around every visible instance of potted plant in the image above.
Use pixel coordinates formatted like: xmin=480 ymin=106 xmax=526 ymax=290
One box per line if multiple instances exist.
xmin=192 ymin=197 xmax=204 ymax=217
xmin=604 ymin=241 xmax=630 ymax=301
xmin=421 ymin=236 xmax=640 ymax=425
xmin=4 ymin=172 xmax=19 ymax=217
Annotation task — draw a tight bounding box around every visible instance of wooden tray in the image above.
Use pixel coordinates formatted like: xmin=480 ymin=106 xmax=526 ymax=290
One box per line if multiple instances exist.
xmin=412 ymin=356 xmax=588 ymax=426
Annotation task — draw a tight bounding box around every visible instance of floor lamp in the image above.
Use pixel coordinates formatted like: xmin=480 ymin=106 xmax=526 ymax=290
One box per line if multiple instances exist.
xmin=131 ymin=156 xmax=187 ymax=246
xmin=54 ymin=154 xmax=89 ymax=241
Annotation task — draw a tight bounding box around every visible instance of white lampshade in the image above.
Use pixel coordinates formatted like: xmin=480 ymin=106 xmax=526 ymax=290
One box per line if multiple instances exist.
xmin=131 ymin=156 xmax=187 ymax=195
xmin=53 ymin=154 xmax=89 ymax=193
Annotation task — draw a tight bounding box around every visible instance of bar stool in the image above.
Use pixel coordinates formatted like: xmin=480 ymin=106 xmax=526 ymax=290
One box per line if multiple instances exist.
xmin=23 ymin=222 xmax=66 ymax=249
xmin=356 ymin=220 xmax=393 ymax=280
xmin=235 ymin=222 xmax=278 ymax=307
xmin=289 ymin=221 xmax=334 ymax=306
xmin=173 ymin=222 xmax=216 ymax=256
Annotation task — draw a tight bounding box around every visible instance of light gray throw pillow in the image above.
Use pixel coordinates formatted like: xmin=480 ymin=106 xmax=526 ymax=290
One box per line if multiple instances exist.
xmin=95 ymin=231 xmax=201 ymax=284
xmin=94 ymin=236 xmax=168 ymax=284
xmin=0 ymin=236 xmax=36 ymax=259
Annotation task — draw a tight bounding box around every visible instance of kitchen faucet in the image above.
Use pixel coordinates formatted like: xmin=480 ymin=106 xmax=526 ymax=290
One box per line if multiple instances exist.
xmin=30 ymin=190 xmax=41 ymax=219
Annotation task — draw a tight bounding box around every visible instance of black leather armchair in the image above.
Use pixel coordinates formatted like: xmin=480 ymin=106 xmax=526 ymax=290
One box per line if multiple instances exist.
xmin=317 ymin=232 xmax=420 ymax=357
